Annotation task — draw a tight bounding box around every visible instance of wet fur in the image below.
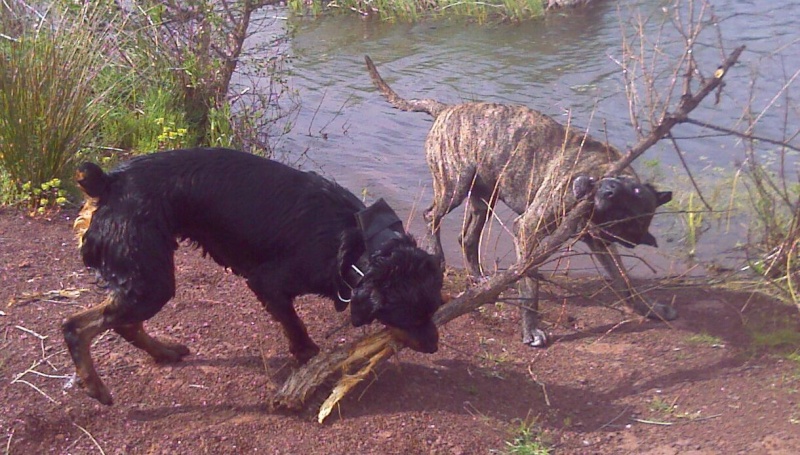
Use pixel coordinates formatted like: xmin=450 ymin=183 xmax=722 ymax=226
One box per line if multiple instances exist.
xmin=365 ymin=55 xmax=675 ymax=347
xmin=63 ymin=148 xmax=443 ymax=405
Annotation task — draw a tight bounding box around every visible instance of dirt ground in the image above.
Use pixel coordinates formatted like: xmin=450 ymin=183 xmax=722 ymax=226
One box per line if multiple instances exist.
xmin=2 ymin=207 xmax=800 ymax=454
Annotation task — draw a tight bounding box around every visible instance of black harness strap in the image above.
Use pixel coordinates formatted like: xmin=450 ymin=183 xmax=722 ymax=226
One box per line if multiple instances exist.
xmin=337 ymin=198 xmax=405 ymax=304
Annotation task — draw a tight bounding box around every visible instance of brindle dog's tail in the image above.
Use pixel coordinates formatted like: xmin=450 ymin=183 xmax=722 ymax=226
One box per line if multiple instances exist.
xmin=365 ymin=55 xmax=449 ymax=118
xmin=73 ymin=162 xmax=111 ymax=249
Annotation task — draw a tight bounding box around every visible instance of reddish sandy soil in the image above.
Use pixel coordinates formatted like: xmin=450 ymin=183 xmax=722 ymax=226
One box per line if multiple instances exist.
xmin=2 ymin=208 xmax=800 ymax=454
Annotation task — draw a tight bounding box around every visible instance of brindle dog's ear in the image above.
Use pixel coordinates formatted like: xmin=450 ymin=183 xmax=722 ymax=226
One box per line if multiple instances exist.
xmin=572 ymin=175 xmax=596 ymax=200
xmin=656 ymin=190 xmax=673 ymax=207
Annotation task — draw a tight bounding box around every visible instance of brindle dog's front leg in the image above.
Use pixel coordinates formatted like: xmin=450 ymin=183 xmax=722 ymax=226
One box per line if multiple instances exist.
xmin=583 ymin=237 xmax=677 ymax=321
xmin=513 ymin=210 xmax=556 ymax=348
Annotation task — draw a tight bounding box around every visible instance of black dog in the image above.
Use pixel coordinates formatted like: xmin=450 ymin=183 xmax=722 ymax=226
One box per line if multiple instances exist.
xmin=63 ymin=148 xmax=443 ymax=405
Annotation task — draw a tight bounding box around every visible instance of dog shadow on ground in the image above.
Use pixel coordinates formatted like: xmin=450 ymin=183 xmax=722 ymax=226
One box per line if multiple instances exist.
xmin=116 ymin=281 xmax=800 ymax=436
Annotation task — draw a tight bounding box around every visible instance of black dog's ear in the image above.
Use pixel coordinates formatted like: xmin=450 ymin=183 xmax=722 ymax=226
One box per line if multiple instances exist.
xmin=350 ymin=287 xmax=378 ymax=327
xmin=572 ymin=175 xmax=596 ymax=200
xmin=656 ymin=190 xmax=673 ymax=207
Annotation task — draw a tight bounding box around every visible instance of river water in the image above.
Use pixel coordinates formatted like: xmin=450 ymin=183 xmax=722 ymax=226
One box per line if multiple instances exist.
xmin=252 ymin=1 xmax=800 ymax=275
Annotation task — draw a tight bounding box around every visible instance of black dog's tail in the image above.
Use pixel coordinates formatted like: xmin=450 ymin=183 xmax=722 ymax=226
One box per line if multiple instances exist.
xmin=365 ymin=55 xmax=449 ymax=118
xmin=76 ymin=162 xmax=111 ymax=198
xmin=74 ymin=162 xmax=110 ymax=248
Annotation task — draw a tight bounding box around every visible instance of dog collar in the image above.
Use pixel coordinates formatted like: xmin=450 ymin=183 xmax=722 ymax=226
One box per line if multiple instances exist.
xmin=337 ymin=198 xmax=405 ymax=304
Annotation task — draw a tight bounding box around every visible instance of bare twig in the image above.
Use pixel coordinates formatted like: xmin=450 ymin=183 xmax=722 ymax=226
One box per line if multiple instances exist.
xmin=527 ymin=365 xmax=551 ymax=407
xmin=598 ymin=406 xmax=631 ymax=430
xmin=682 ymin=117 xmax=800 ymax=152
xmin=5 ymin=428 xmax=13 ymax=455
xmin=11 ymin=379 xmax=58 ymax=404
xmin=73 ymin=423 xmax=106 ymax=455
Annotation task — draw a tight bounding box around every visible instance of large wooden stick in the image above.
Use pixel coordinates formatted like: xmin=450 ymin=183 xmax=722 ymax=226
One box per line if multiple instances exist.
xmin=273 ymin=45 xmax=745 ymax=422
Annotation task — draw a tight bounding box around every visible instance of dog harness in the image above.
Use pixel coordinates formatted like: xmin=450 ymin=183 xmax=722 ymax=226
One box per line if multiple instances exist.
xmin=337 ymin=198 xmax=405 ymax=304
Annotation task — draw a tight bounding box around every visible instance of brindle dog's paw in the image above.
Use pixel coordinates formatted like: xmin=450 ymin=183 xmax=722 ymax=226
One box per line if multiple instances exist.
xmin=523 ymin=328 xmax=549 ymax=348
xmin=466 ymin=274 xmax=490 ymax=286
xmin=635 ymin=300 xmax=678 ymax=322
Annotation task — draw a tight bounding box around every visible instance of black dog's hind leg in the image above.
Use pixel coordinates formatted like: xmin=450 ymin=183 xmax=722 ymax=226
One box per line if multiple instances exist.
xmin=584 ymin=238 xmax=677 ymax=321
xmin=114 ymin=322 xmax=189 ymax=363
xmin=62 ymin=296 xmax=119 ymax=405
xmin=62 ymin=291 xmax=186 ymax=406
xmin=64 ymin=234 xmax=183 ymax=405
xmin=246 ymin=270 xmax=319 ymax=364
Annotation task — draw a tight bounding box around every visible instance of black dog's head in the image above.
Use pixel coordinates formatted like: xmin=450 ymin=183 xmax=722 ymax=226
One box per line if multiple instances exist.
xmin=349 ymin=236 xmax=443 ymax=354
xmin=573 ymin=175 xmax=672 ymax=248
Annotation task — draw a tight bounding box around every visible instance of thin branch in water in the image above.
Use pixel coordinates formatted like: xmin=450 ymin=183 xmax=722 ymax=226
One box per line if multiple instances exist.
xmin=683 ymin=118 xmax=800 ymax=153
xmin=666 ymin=133 xmax=713 ymax=210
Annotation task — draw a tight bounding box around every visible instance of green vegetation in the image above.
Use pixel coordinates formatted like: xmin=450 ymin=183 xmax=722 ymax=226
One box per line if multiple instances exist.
xmin=505 ymin=417 xmax=552 ymax=455
xmin=0 ymin=0 xmax=294 ymax=211
xmin=0 ymin=3 xmax=112 ymax=209
xmin=740 ymin=157 xmax=800 ymax=311
xmin=288 ymin=0 xmax=547 ymax=23
xmin=686 ymin=332 xmax=724 ymax=347
xmin=648 ymin=396 xmax=677 ymax=414
xmin=747 ymin=318 xmax=800 ymax=353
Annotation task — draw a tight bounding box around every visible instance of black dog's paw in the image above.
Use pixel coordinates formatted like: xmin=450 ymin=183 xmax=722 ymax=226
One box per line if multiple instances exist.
xmin=152 ymin=342 xmax=191 ymax=364
xmin=572 ymin=175 xmax=596 ymax=200
xmin=523 ymin=328 xmax=549 ymax=348
xmin=76 ymin=375 xmax=114 ymax=406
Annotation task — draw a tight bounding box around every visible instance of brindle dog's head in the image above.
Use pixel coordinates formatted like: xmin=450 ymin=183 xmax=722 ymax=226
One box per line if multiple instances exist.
xmin=573 ymin=175 xmax=672 ymax=248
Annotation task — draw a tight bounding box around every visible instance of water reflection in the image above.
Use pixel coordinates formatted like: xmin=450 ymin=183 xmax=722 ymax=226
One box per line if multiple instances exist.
xmin=257 ymin=1 xmax=800 ymax=274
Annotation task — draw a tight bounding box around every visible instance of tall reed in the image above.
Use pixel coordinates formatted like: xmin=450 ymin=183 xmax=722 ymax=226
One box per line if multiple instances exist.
xmin=0 ymin=3 xmax=114 ymax=205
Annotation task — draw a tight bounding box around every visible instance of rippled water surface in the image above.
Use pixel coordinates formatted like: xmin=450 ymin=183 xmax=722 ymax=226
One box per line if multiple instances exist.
xmin=255 ymin=1 xmax=800 ymax=273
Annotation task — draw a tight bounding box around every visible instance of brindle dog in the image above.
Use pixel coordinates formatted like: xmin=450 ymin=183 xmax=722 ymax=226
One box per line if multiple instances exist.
xmin=365 ymin=55 xmax=676 ymax=347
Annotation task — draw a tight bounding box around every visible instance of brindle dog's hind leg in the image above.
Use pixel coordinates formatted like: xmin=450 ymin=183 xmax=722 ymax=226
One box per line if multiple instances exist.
xmin=458 ymin=190 xmax=497 ymax=277
xmin=584 ymin=238 xmax=677 ymax=321
xmin=424 ymin=168 xmax=477 ymax=270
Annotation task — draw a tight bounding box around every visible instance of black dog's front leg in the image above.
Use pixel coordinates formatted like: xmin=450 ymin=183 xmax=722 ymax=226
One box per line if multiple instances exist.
xmin=246 ymin=273 xmax=320 ymax=364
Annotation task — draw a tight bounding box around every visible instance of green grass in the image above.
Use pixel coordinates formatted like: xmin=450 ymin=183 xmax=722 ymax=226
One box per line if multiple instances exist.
xmin=686 ymin=332 xmax=724 ymax=347
xmin=745 ymin=315 xmax=800 ymax=363
xmin=0 ymin=3 xmax=114 ymax=207
xmin=504 ymin=418 xmax=551 ymax=455
xmin=289 ymin=0 xmax=546 ymax=22
xmin=648 ymin=396 xmax=677 ymax=414
xmin=749 ymin=327 xmax=800 ymax=351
